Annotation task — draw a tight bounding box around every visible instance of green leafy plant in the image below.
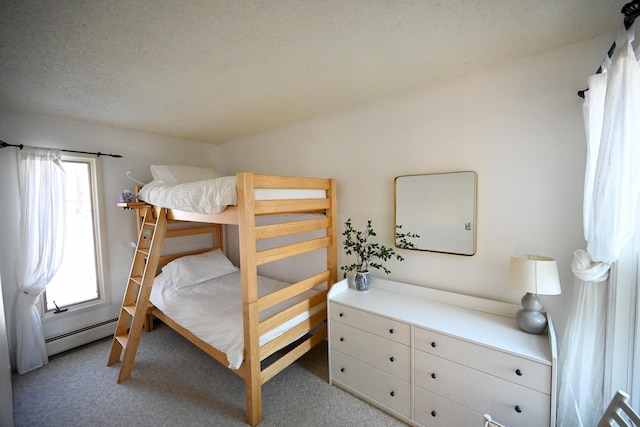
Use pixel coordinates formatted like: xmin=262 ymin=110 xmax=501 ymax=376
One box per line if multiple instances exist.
xmin=341 ymin=218 xmax=419 ymax=277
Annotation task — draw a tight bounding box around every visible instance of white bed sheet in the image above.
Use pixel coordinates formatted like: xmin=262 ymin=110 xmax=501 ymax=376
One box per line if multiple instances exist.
xmin=149 ymin=270 xmax=324 ymax=369
xmin=137 ymin=176 xmax=326 ymax=214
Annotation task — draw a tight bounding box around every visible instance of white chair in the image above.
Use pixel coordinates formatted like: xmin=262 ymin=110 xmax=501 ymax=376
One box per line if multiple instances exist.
xmin=483 ymin=413 xmax=510 ymax=427
xmin=598 ymin=390 xmax=640 ymax=427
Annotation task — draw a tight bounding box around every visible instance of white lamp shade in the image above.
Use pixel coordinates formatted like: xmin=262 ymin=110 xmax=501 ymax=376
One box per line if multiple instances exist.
xmin=507 ymin=254 xmax=561 ymax=295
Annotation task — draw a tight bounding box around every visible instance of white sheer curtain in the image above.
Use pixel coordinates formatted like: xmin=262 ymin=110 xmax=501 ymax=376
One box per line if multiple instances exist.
xmin=558 ymin=29 xmax=640 ymax=426
xmin=15 ymin=147 xmax=66 ymax=374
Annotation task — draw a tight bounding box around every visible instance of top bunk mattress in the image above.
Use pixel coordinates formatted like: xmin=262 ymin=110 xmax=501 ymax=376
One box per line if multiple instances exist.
xmin=137 ymin=176 xmax=326 ymax=214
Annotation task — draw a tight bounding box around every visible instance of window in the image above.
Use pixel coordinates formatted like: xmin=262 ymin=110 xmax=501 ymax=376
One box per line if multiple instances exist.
xmin=607 ymin=195 xmax=640 ymax=409
xmin=43 ymin=155 xmax=107 ymax=314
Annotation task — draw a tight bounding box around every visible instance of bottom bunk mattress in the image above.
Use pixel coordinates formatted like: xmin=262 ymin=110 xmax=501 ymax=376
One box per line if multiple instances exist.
xmin=149 ymin=250 xmax=324 ymax=370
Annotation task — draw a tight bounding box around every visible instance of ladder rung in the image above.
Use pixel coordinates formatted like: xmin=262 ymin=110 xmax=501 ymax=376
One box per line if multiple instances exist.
xmin=131 ymin=276 xmax=142 ymax=285
xmin=123 ymin=305 xmax=136 ymax=316
xmin=115 ymin=334 xmax=128 ymax=349
xmin=137 ymin=248 xmax=149 ymax=256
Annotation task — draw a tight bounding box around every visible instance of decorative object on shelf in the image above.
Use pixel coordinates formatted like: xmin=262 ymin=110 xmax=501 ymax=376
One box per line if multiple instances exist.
xmin=119 ymin=189 xmax=136 ymax=203
xmin=507 ymin=254 xmax=561 ymax=334
xmin=341 ymin=218 xmax=419 ymax=292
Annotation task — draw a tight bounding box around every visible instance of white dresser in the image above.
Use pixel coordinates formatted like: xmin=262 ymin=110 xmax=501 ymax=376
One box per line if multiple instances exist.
xmin=328 ymin=278 xmax=557 ymax=427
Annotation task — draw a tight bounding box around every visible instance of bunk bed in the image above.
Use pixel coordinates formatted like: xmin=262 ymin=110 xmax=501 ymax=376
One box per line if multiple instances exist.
xmin=108 ymin=171 xmax=338 ymax=426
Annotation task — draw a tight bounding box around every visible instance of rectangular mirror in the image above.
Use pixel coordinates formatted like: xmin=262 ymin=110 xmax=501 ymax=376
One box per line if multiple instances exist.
xmin=395 ymin=171 xmax=477 ymax=255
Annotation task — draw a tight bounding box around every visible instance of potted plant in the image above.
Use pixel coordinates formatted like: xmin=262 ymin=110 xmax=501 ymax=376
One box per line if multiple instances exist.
xmin=341 ymin=218 xmax=419 ymax=291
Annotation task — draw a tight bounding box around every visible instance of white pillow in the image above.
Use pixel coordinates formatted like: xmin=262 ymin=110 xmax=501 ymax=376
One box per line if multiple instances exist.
xmin=161 ymin=249 xmax=238 ymax=288
xmin=151 ymin=165 xmax=219 ymax=185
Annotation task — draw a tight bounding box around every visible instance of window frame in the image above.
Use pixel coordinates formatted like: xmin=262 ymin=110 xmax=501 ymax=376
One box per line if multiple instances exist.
xmin=40 ymin=153 xmax=111 ymax=320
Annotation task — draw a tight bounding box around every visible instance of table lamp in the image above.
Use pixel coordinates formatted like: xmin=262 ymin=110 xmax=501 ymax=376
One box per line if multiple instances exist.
xmin=507 ymin=254 xmax=561 ymax=334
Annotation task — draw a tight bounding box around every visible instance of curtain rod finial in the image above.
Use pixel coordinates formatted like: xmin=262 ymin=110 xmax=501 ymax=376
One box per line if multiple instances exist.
xmin=623 ymin=0 xmax=640 ymax=29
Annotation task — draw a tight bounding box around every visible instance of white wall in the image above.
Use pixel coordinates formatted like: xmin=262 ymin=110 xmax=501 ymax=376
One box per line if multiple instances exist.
xmin=217 ymin=35 xmax=614 ymax=337
xmin=0 ymin=111 xmax=218 ymax=368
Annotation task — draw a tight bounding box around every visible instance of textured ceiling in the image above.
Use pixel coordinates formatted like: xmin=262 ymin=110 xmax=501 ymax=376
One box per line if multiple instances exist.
xmin=0 ymin=1 xmax=626 ymax=144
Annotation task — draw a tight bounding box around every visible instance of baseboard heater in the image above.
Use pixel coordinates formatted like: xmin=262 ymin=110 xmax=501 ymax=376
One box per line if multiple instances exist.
xmin=45 ymin=318 xmax=117 ymax=356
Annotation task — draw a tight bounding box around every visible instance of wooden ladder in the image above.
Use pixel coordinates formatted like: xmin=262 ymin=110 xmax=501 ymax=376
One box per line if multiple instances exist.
xmin=107 ymin=206 xmax=167 ymax=383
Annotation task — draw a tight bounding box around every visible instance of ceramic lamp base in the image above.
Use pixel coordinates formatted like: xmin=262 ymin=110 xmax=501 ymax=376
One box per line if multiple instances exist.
xmin=516 ymin=292 xmax=547 ymax=334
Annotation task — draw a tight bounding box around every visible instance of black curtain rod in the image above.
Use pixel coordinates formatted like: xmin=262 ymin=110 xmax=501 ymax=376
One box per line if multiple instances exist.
xmin=578 ymin=0 xmax=640 ymax=98
xmin=0 ymin=140 xmax=122 ymax=158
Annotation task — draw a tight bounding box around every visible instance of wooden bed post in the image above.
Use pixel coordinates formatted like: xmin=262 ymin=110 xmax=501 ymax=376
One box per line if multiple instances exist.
xmin=236 ymin=172 xmax=262 ymax=426
xmin=327 ymin=178 xmax=338 ymax=288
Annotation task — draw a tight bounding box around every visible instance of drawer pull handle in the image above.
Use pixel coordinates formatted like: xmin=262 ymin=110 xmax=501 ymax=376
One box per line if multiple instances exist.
xmin=515 ymin=405 xmax=522 ymax=413
xmin=339 ymin=312 xmax=344 ymax=317
xmin=389 ymin=328 xmax=394 ymax=334
xmin=340 ymin=367 xmax=345 ymax=372
xmin=515 ymin=369 xmax=523 ymax=376
xmin=389 ymin=356 xmax=395 ymax=362
xmin=390 ymin=391 xmax=395 ymax=397
xmin=431 ymin=410 xmax=437 ymax=417
xmin=339 ymin=337 xmax=344 ymax=342
xmin=431 ymin=373 xmax=437 ymax=379
xmin=431 ymin=342 xmax=437 ymax=348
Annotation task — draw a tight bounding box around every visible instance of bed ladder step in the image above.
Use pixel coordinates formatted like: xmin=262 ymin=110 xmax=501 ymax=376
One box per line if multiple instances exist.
xmin=107 ymin=206 xmax=168 ymax=383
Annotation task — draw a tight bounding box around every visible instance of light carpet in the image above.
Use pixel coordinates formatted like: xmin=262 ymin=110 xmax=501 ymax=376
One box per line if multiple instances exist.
xmin=12 ymin=323 xmax=407 ymax=426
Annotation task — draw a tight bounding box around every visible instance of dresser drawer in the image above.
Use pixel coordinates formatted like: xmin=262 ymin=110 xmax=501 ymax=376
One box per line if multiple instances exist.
xmin=330 ymin=321 xmax=411 ymax=381
xmin=415 ymin=349 xmax=549 ymax=427
xmin=415 ymin=327 xmax=551 ymax=394
xmin=331 ymin=349 xmax=411 ymax=417
xmin=415 ymin=386 xmax=483 ymax=427
xmin=330 ymin=302 xmax=410 ymax=345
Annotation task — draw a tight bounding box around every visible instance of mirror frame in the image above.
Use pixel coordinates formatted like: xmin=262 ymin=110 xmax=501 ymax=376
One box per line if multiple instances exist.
xmin=394 ymin=171 xmax=477 ymax=256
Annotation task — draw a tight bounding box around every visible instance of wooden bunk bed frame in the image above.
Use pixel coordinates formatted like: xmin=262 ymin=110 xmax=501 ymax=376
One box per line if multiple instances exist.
xmin=109 ymin=172 xmax=338 ymax=426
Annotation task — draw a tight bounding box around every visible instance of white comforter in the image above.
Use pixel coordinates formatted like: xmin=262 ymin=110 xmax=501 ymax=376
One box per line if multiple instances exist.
xmin=149 ymin=270 xmax=323 ymax=369
xmin=137 ymin=176 xmax=326 ymax=215
xmin=138 ymin=177 xmax=237 ymax=214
